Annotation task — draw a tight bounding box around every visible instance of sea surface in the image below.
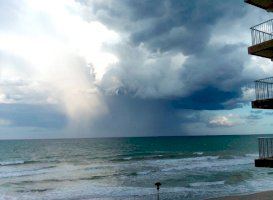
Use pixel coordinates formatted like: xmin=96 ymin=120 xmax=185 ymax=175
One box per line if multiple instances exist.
xmin=0 ymin=135 xmax=273 ymax=200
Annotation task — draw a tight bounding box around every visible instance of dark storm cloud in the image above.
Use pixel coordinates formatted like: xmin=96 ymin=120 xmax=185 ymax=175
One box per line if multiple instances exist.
xmin=84 ymin=0 xmax=265 ymax=111
xmin=91 ymin=0 xmax=247 ymax=55
xmin=90 ymin=95 xmax=182 ymax=136
xmin=88 ymin=94 xmax=236 ymax=137
xmin=99 ymin=39 xmax=255 ymax=110
xmin=176 ymin=43 xmax=251 ymax=110
xmin=76 ymin=0 xmax=270 ymax=136
xmin=129 ymin=1 xmax=246 ymax=55
xmin=171 ymin=87 xmax=239 ymax=110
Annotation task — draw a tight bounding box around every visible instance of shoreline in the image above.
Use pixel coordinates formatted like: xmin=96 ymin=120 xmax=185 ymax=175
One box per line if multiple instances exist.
xmin=209 ymin=190 xmax=273 ymax=200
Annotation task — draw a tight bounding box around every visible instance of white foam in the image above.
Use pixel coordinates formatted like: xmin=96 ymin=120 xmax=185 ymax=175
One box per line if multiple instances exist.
xmin=152 ymin=155 xmax=254 ymax=173
xmin=245 ymin=153 xmax=259 ymax=158
xmin=137 ymin=170 xmax=151 ymax=175
xmin=0 ymin=194 xmax=21 ymax=200
xmin=123 ymin=157 xmax=132 ymax=160
xmin=190 ymin=181 xmax=225 ymax=187
xmin=0 ymin=160 xmax=25 ymax=166
xmin=0 ymin=167 xmax=49 ymax=178
xmin=193 ymin=152 xmax=204 ymax=155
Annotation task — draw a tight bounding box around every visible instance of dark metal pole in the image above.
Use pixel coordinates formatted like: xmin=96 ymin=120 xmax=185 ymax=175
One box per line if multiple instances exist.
xmin=155 ymin=182 xmax=161 ymax=200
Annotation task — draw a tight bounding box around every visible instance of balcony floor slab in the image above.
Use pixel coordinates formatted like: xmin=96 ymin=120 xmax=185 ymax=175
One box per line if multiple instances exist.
xmin=255 ymin=158 xmax=273 ymax=167
xmin=248 ymin=39 xmax=273 ymax=59
xmin=245 ymin=0 xmax=273 ymax=11
xmin=252 ymin=99 xmax=273 ymax=109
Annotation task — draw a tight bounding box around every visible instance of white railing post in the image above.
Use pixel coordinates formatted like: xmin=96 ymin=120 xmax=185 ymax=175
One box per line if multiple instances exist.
xmin=251 ymin=19 xmax=273 ymax=45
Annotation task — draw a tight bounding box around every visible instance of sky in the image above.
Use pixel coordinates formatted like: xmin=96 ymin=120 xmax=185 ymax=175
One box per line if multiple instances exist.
xmin=0 ymin=0 xmax=273 ymax=139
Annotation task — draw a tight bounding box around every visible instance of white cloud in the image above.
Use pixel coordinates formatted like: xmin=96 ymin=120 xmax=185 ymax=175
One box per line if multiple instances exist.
xmin=0 ymin=0 xmax=121 ymax=130
xmin=241 ymin=86 xmax=255 ymax=102
xmin=208 ymin=114 xmax=241 ymax=127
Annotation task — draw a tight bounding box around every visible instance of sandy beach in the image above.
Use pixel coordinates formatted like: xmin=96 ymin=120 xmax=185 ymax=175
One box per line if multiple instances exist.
xmin=210 ymin=191 xmax=273 ymax=200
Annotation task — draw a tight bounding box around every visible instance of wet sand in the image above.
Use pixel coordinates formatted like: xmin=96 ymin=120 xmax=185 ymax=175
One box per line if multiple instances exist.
xmin=209 ymin=191 xmax=273 ymax=200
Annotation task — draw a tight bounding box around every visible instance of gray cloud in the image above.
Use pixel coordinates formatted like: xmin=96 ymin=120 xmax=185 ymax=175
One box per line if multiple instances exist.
xmin=73 ymin=0 xmax=270 ymax=136
xmin=91 ymin=0 xmax=247 ymax=54
xmin=0 ymin=0 xmax=270 ymax=138
xmin=84 ymin=0 xmax=266 ymax=110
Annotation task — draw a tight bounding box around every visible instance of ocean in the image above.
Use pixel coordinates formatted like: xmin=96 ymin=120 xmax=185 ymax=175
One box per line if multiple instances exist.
xmin=0 ymin=135 xmax=272 ymax=200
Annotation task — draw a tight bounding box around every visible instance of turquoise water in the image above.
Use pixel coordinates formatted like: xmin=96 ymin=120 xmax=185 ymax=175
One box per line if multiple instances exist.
xmin=0 ymin=135 xmax=273 ymax=200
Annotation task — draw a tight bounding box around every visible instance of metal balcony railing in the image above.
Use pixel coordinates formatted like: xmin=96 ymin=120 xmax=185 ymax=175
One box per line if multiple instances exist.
xmin=258 ymin=137 xmax=273 ymax=159
xmin=255 ymin=77 xmax=273 ymax=100
xmin=251 ymin=19 xmax=273 ymax=45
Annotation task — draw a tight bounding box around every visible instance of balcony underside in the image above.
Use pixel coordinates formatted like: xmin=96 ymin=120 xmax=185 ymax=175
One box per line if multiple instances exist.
xmin=252 ymin=99 xmax=273 ymax=109
xmin=245 ymin=0 xmax=273 ymax=11
xmin=248 ymin=39 xmax=273 ymax=59
xmin=255 ymin=158 xmax=273 ymax=167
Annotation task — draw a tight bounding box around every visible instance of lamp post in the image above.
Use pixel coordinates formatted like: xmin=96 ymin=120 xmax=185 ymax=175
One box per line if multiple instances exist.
xmin=155 ymin=182 xmax=161 ymax=200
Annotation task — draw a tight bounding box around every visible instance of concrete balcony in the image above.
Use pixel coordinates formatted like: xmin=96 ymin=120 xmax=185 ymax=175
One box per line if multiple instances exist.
xmin=248 ymin=19 xmax=273 ymax=59
xmin=252 ymin=77 xmax=273 ymax=109
xmin=245 ymin=0 xmax=273 ymax=11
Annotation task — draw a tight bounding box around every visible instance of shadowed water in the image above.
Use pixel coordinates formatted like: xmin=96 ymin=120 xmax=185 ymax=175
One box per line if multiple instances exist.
xmin=0 ymin=135 xmax=272 ymax=200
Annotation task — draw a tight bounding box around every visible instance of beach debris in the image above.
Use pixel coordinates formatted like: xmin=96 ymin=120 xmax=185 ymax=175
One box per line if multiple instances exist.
xmin=155 ymin=182 xmax=161 ymax=191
